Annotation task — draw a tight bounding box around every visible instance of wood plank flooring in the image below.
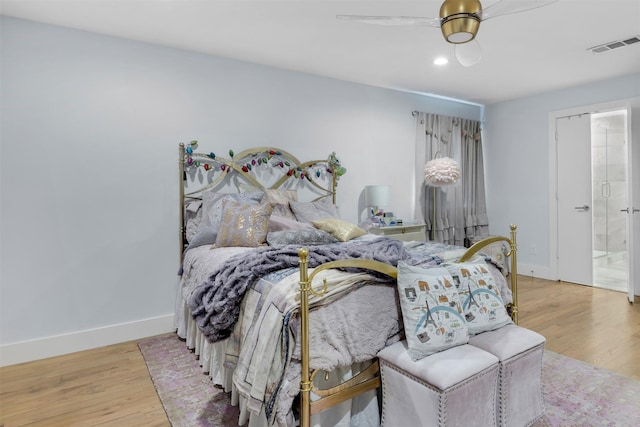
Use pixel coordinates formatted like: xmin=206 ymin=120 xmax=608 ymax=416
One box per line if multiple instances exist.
xmin=0 ymin=340 xmax=169 ymax=426
xmin=517 ymin=275 xmax=640 ymax=380
xmin=1 ymin=276 xmax=639 ymax=426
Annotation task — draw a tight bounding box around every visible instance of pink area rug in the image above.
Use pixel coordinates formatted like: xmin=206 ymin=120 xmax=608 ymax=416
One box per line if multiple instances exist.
xmin=139 ymin=333 xmax=640 ymax=427
xmin=138 ymin=333 xmax=239 ymax=426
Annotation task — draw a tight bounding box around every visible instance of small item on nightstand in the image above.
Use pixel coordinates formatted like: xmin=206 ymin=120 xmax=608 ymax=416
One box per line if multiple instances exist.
xmin=364 ymin=185 xmax=391 ymax=227
xmin=382 ymin=212 xmax=397 ymax=226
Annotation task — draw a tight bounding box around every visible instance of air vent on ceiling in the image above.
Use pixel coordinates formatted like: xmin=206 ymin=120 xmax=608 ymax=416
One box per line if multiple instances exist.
xmin=588 ymin=36 xmax=640 ymax=54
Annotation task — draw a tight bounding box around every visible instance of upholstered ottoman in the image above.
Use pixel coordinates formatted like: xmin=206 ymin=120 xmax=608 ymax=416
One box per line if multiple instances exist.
xmin=377 ymin=341 xmax=499 ymax=427
xmin=468 ymin=325 xmax=546 ymax=427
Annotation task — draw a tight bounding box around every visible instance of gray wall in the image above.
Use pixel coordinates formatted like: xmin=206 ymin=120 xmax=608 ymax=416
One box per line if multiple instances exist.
xmin=484 ymin=73 xmax=640 ymax=289
xmin=0 ymin=17 xmax=481 ymax=361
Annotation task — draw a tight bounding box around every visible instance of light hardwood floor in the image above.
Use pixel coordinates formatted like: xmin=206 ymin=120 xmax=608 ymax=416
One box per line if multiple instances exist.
xmin=1 ymin=276 xmax=639 ymax=426
xmin=517 ymin=275 xmax=640 ymax=380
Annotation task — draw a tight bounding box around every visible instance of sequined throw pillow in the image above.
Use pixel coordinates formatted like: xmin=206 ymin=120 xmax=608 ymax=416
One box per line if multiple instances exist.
xmin=190 ymin=191 xmax=264 ymax=248
xmin=266 ymin=229 xmax=339 ymax=246
xmin=214 ymin=200 xmax=274 ymax=247
xmin=311 ymin=218 xmax=366 ymax=242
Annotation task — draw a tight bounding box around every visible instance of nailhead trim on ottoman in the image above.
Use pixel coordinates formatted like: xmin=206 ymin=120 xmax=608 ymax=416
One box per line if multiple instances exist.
xmin=469 ymin=325 xmax=546 ymax=427
xmin=377 ymin=342 xmax=499 ymax=427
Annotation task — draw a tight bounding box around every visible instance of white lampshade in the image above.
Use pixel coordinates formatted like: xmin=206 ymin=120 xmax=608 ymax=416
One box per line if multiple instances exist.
xmin=364 ymin=185 xmax=390 ymax=207
xmin=424 ymin=157 xmax=461 ymax=187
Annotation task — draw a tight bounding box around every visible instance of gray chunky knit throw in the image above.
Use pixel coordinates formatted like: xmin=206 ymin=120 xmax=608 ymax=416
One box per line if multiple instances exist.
xmin=188 ymin=238 xmax=410 ymax=342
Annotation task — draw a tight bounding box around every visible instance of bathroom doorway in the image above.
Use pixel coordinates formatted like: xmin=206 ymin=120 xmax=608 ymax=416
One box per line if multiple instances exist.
xmin=591 ymin=110 xmax=628 ymax=292
xmin=554 ymin=102 xmax=635 ymax=301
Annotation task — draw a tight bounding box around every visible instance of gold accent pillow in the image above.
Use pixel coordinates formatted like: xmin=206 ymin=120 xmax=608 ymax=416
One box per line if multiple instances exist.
xmin=312 ymin=218 xmax=366 ymax=242
xmin=215 ymin=200 xmax=274 ymax=247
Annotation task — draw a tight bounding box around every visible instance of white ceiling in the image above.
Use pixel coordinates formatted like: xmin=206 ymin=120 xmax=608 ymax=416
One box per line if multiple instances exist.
xmin=1 ymin=0 xmax=639 ymax=105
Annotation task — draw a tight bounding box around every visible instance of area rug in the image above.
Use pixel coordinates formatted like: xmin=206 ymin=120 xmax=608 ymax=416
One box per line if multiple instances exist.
xmin=139 ymin=333 xmax=640 ymax=427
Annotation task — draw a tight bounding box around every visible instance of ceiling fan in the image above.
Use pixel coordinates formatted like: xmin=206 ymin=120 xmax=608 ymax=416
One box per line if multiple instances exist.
xmin=337 ymin=0 xmax=559 ymax=67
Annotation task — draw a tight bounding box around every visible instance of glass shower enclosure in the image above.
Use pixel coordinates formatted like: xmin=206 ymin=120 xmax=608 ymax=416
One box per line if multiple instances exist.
xmin=591 ymin=110 xmax=628 ymax=292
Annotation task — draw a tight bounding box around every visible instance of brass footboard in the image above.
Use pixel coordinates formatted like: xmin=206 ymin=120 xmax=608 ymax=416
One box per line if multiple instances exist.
xmin=297 ymin=225 xmax=518 ymax=427
xmin=297 ymin=250 xmax=396 ymax=427
xmin=459 ymin=224 xmax=518 ymax=324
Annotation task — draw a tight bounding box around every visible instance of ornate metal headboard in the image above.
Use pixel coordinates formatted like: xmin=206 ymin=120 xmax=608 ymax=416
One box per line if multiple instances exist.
xmin=178 ymin=141 xmax=346 ymax=260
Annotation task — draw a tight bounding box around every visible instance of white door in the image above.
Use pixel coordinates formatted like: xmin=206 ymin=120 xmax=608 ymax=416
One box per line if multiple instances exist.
xmin=557 ymin=114 xmax=593 ymax=285
xmin=629 ymin=103 xmax=639 ymax=303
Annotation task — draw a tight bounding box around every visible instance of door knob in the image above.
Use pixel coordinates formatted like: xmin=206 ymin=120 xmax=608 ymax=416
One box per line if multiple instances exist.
xmin=574 ymin=205 xmax=589 ymax=211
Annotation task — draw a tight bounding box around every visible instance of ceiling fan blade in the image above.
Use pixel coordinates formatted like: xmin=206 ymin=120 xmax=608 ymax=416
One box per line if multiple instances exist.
xmin=454 ymin=39 xmax=482 ymax=67
xmin=480 ymin=0 xmax=559 ymax=21
xmin=336 ymin=15 xmax=441 ymax=28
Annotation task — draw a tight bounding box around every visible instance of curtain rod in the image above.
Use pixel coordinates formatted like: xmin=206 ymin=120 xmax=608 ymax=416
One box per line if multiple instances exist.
xmin=412 ymin=110 xmax=419 ymax=117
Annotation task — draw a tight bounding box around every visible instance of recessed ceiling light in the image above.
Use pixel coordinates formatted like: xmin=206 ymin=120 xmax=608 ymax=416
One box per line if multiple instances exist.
xmin=434 ymin=57 xmax=448 ymax=65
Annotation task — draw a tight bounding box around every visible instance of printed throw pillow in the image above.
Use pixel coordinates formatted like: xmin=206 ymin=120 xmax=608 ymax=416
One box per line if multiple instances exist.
xmin=261 ymin=189 xmax=298 ymax=220
xmin=214 ymin=200 xmax=274 ymax=248
xmin=312 ymin=218 xmax=366 ymax=242
xmin=266 ymin=229 xmax=339 ymax=246
xmin=290 ymin=198 xmax=340 ymax=223
xmin=443 ymin=262 xmax=513 ymax=335
xmin=397 ymin=262 xmax=469 ymax=361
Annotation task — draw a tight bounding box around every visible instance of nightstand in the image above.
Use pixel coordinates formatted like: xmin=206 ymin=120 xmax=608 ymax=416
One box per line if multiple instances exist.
xmin=369 ymin=223 xmax=427 ymax=242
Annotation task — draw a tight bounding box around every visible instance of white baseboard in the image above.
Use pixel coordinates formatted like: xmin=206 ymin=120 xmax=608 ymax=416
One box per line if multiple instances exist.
xmin=0 ymin=314 xmax=175 ymax=367
xmin=516 ymin=263 xmax=555 ymax=281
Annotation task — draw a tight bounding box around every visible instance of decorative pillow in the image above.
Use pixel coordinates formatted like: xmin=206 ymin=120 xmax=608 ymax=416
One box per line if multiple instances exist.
xmin=214 ymin=200 xmax=274 ymax=247
xmin=192 ymin=190 xmax=264 ymax=243
xmin=267 ymin=229 xmax=339 ymax=246
xmin=268 ymin=215 xmax=314 ymax=232
xmin=312 ymin=218 xmax=366 ymax=242
xmin=262 ymin=189 xmax=298 ymax=220
xmin=397 ymin=262 xmax=469 ymax=361
xmin=185 ymin=229 xmax=217 ymax=251
xmin=184 ymin=199 xmax=202 ymax=243
xmin=443 ymin=262 xmax=513 ymax=335
xmin=290 ymin=198 xmax=340 ymax=223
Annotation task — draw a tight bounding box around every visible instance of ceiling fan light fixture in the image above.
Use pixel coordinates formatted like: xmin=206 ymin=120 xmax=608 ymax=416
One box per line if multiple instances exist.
xmin=440 ymin=0 xmax=481 ymax=44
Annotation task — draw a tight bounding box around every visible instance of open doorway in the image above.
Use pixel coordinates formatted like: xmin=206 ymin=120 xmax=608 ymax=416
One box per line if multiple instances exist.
xmin=591 ymin=110 xmax=628 ymax=292
xmin=551 ymin=101 xmax=635 ymax=302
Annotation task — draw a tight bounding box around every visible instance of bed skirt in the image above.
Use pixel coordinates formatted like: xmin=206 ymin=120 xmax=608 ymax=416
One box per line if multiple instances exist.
xmin=174 ymin=287 xmax=381 ymax=427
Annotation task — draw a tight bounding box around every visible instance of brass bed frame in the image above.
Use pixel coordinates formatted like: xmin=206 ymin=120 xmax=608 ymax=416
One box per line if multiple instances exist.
xmin=178 ymin=142 xmax=344 ymax=261
xmin=178 ymin=142 xmax=518 ymax=427
xmin=297 ymin=225 xmax=518 ymax=427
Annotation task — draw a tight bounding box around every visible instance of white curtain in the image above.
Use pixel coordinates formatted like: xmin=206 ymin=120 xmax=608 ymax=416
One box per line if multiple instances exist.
xmin=414 ymin=112 xmax=489 ymax=245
